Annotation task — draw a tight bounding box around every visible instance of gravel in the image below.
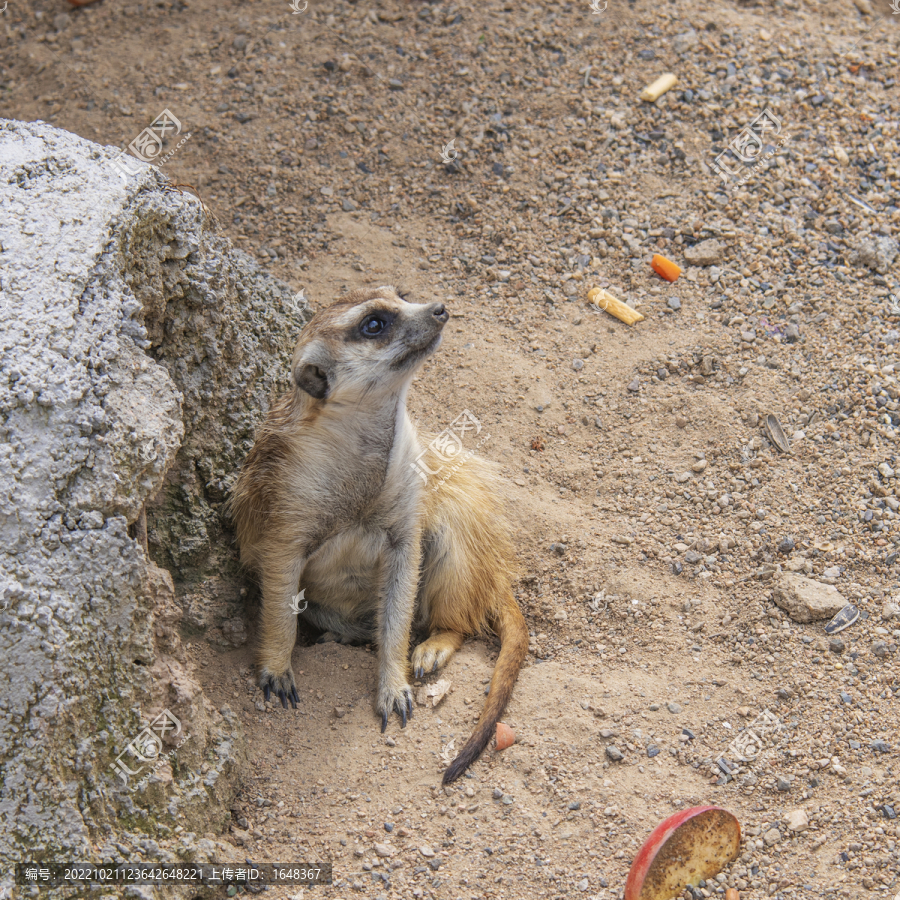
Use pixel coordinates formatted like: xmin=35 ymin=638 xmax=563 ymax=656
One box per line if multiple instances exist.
xmin=12 ymin=0 xmax=900 ymax=896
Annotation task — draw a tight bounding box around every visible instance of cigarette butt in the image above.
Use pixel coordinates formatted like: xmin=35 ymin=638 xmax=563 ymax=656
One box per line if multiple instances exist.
xmin=640 ymin=73 xmax=678 ymax=102
xmin=588 ymin=287 xmax=644 ymax=325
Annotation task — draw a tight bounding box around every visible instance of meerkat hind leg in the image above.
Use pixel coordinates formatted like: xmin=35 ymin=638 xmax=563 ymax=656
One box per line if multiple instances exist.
xmin=411 ymin=630 xmax=464 ymax=679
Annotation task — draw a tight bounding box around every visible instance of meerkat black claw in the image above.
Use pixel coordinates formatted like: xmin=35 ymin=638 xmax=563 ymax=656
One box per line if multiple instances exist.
xmin=263 ymin=685 xmax=271 ymax=703
xmin=280 ymin=690 xmax=290 ymax=709
xmin=415 ymin=667 xmax=422 ymax=679
xmin=432 ymin=661 xmax=438 ymax=673
xmin=407 ymin=694 xmax=414 ymax=716
xmin=290 ymin=686 xmax=300 ymax=707
xmin=381 ymin=711 xmax=388 ymax=733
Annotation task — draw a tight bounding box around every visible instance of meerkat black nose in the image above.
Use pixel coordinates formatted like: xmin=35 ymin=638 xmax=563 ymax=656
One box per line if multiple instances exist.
xmin=431 ymin=303 xmax=449 ymax=324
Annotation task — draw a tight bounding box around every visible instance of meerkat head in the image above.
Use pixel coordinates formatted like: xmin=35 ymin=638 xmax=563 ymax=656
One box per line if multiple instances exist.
xmin=290 ymin=286 xmax=449 ymax=403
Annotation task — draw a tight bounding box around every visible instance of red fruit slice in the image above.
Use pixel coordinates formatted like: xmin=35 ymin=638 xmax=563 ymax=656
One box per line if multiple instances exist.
xmin=495 ymin=722 xmax=515 ymax=751
xmin=624 ymin=806 xmax=741 ymax=900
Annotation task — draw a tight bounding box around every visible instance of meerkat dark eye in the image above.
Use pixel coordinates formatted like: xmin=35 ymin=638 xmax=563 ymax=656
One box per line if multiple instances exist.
xmin=360 ymin=316 xmax=386 ymax=337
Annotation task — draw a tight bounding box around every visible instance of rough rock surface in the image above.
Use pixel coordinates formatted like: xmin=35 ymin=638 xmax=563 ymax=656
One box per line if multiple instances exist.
xmin=0 ymin=119 xmax=306 ymax=895
xmin=771 ymin=573 xmax=848 ymax=624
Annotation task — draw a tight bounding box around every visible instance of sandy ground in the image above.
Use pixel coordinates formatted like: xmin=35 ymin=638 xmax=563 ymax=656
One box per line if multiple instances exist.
xmin=4 ymin=0 xmax=900 ymax=897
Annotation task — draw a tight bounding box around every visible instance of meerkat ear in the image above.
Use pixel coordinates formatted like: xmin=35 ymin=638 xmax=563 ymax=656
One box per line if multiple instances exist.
xmin=295 ymin=363 xmax=330 ymax=399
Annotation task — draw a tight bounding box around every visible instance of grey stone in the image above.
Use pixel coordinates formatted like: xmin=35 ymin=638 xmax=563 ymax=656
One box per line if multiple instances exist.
xmin=851 ymin=234 xmax=899 ymax=274
xmin=772 ymin=573 xmax=848 ymax=623
xmin=777 ymin=535 xmax=796 ymax=554
xmin=872 ymin=641 xmax=889 ymax=658
xmin=672 ymin=29 xmax=699 ymax=54
xmin=776 ymin=777 xmax=791 ymax=792
xmin=870 ymin=739 xmax=889 ymax=753
xmin=684 ymin=239 xmax=725 ymax=266
xmin=785 ymin=323 xmax=801 ymax=343
xmin=667 ymin=702 xmax=682 ymax=714
xmin=0 ymin=119 xmax=311 ymax=884
xmin=606 ymin=746 xmax=624 ymax=761
xmin=829 ymin=638 xmax=845 ymax=654
xmin=667 ymin=297 xmax=681 ymax=311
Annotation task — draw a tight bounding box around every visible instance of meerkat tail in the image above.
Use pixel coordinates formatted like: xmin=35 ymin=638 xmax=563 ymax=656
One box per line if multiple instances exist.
xmin=442 ymin=593 xmax=529 ymax=785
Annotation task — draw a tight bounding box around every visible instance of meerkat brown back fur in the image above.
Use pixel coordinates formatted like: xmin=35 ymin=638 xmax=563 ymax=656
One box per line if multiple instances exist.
xmin=228 ymin=286 xmax=528 ymax=783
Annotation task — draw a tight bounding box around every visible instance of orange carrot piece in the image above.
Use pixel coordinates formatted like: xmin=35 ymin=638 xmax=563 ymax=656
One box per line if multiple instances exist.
xmin=651 ymin=254 xmax=682 ymax=282
xmin=495 ymin=722 xmax=515 ymax=751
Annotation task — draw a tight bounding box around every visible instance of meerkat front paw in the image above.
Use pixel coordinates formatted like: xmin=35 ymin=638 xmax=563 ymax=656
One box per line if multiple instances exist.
xmin=259 ymin=667 xmax=300 ymax=710
xmin=376 ymin=681 xmax=414 ymax=732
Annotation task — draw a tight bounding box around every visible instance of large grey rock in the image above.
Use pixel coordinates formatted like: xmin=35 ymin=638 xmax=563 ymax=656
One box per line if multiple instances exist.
xmin=0 ymin=119 xmax=306 ymax=895
xmin=772 ymin=573 xmax=847 ymax=623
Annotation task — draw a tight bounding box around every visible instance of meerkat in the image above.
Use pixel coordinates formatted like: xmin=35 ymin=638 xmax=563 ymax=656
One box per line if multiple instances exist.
xmin=227 ymin=286 xmax=528 ymax=783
